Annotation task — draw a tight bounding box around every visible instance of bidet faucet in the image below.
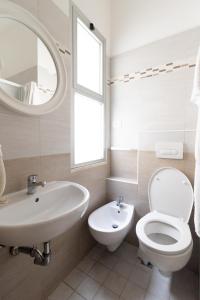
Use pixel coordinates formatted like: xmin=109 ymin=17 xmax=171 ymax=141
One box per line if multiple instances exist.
xmin=27 ymin=175 xmax=46 ymax=195
xmin=116 ymin=195 xmax=124 ymax=208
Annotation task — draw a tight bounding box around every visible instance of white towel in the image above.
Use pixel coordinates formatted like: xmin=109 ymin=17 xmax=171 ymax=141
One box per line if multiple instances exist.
xmin=23 ymin=81 xmax=38 ymax=105
xmin=191 ymin=47 xmax=200 ymax=107
xmin=191 ymin=47 xmax=200 ymax=237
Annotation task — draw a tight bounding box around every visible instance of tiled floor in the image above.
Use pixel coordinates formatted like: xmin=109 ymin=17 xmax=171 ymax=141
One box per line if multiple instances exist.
xmin=48 ymin=242 xmax=198 ymax=300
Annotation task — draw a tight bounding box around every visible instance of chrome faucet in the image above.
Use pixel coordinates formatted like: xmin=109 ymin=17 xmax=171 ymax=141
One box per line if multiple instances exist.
xmin=27 ymin=175 xmax=46 ymax=195
xmin=116 ymin=195 xmax=124 ymax=208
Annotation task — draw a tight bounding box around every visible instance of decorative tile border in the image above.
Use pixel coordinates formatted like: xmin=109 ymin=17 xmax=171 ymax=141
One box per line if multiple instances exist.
xmin=109 ymin=58 xmax=196 ymax=85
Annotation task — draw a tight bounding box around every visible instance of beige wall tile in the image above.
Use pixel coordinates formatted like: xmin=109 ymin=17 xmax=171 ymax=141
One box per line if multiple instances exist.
xmin=9 ymin=0 xmax=38 ymax=16
xmin=40 ymin=89 xmax=71 ymax=123
xmin=111 ymin=150 xmax=138 ymax=180
xmin=4 ymin=156 xmax=41 ymax=194
xmin=71 ymin=163 xmax=109 ymax=215
xmin=40 ymin=153 xmax=71 ymax=182
xmin=107 ymin=179 xmax=138 ymax=205
xmin=39 ymin=119 xmax=70 ymax=156
xmin=0 ymin=253 xmax=32 ymax=298
xmin=38 ymin=0 xmax=70 ymax=48
xmin=0 ymin=113 xmax=40 ymax=160
xmin=0 ymin=103 xmax=20 ymax=117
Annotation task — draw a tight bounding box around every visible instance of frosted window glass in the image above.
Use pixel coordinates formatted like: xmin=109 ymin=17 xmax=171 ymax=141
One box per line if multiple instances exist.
xmin=77 ymin=18 xmax=103 ymax=95
xmin=74 ymin=93 xmax=104 ymax=164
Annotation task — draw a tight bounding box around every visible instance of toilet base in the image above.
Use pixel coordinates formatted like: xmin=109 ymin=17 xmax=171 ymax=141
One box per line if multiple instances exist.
xmin=138 ymin=247 xmax=151 ymax=266
xmin=138 ymin=241 xmax=193 ymax=273
xmin=159 ymin=270 xmax=172 ymax=277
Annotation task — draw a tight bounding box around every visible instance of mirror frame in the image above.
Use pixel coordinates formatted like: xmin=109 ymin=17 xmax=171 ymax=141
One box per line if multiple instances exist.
xmin=0 ymin=0 xmax=67 ymax=116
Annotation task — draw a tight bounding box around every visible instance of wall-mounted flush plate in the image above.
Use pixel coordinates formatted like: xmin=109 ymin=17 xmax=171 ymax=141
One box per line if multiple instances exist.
xmin=155 ymin=142 xmax=183 ymax=159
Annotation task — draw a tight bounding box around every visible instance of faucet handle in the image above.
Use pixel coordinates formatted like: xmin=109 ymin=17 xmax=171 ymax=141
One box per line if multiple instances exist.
xmin=28 ymin=175 xmax=38 ymax=183
xmin=119 ymin=195 xmax=124 ymax=202
xmin=116 ymin=195 xmax=124 ymax=207
xmin=41 ymin=181 xmax=47 ymax=187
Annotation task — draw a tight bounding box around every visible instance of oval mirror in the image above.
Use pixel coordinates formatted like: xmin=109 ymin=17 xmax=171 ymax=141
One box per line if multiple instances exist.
xmin=0 ymin=1 xmax=67 ymax=115
xmin=0 ymin=18 xmax=58 ymax=106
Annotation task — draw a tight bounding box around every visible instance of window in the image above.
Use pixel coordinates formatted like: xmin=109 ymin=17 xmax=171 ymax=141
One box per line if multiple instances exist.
xmin=72 ymin=5 xmax=106 ymax=167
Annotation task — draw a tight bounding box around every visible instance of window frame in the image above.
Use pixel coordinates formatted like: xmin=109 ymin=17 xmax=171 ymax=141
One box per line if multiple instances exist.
xmin=71 ymin=4 xmax=107 ymax=169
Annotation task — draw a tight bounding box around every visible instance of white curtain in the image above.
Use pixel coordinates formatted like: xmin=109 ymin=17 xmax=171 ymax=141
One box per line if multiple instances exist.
xmin=191 ymin=47 xmax=200 ymax=237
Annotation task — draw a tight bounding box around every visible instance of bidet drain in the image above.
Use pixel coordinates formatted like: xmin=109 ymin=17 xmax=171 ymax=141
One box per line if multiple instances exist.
xmin=112 ymin=224 xmax=118 ymax=229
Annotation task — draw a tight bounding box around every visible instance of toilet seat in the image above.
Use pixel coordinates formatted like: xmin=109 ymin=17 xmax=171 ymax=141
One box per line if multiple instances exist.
xmin=136 ymin=211 xmax=192 ymax=255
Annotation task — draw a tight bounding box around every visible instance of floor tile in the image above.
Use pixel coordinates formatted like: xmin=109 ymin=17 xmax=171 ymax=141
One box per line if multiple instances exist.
xmin=121 ymin=281 xmax=146 ymax=300
xmin=89 ymin=262 xmax=110 ymax=284
xmin=77 ymin=276 xmax=100 ymax=300
xmin=94 ymin=286 xmax=119 ymax=300
xmin=64 ymin=268 xmax=86 ymax=290
xmin=99 ymin=251 xmax=118 ymax=269
xmin=48 ymin=283 xmax=73 ymax=300
xmin=114 ymin=242 xmax=138 ymax=265
xmin=103 ymin=271 xmax=127 ymax=296
xmin=48 ymin=243 xmax=198 ymax=300
xmin=68 ymin=292 xmax=85 ymax=300
xmin=170 ymin=289 xmax=196 ymax=300
xmin=114 ymin=259 xmax=133 ymax=279
xmin=87 ymin=244 xmax=105 ymax=261
xmin=129 ymin=264 xmax=151 ymax=289
xmin=77 ymin=256 xmax=96 ymax=273
xmin=170 ymin=268 xmax=199 ymax=294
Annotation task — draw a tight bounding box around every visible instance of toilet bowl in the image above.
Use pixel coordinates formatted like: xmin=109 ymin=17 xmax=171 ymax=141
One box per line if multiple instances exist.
xmin=88 ymin=201 xmax=134 ymax=252
xmin=136 ymin=167 xmax=193 ymax=275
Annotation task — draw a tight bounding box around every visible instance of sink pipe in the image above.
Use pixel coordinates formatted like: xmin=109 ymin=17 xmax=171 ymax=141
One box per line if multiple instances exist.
xmin=10 ymin=242 xmax=51 ymax=266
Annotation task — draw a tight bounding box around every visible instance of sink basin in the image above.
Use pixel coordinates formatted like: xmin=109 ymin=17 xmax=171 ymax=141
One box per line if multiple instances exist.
xmin=0 ymin=181 xmax=89 ymax=246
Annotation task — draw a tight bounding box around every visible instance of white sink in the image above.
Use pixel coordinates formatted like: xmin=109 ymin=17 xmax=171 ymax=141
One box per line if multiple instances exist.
xmin=0 ymin=181 xmax=89 ymax=246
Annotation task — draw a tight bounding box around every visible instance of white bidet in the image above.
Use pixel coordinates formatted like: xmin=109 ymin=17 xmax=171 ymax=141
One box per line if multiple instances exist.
xmin=88 ymin=201 xmax=134 ymax=252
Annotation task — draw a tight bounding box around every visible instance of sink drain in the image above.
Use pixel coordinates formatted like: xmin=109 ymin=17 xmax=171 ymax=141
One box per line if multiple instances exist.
xmin=112 ymin=224 xmax=119 ymax=229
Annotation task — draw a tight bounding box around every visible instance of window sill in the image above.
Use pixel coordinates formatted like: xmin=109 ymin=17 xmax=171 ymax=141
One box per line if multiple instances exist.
xmin=71 ymin=160 xmax=107 ymax=173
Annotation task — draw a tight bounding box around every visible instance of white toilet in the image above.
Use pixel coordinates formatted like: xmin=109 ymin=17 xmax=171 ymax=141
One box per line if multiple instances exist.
xmin=136 ymin=167 xmax=194 ymax=275
xmin=88 ymin=201 xmax=134 ymax=252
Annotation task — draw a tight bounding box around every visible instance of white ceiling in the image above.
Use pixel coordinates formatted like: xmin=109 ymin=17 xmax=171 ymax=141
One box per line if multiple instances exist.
xmin=111 ymin=0 xmax=200 ymax=56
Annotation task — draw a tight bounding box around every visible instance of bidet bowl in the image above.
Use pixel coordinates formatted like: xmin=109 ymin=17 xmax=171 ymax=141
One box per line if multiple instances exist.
xmin=88 ymin=201 xmax=134 ymax=251
xmin=0 ymin=181 xmax=89 ymax=246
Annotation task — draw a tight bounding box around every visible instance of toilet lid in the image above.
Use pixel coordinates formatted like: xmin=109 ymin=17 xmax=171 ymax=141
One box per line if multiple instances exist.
xmin=148 ymin=168 xmax=194 ymax=223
